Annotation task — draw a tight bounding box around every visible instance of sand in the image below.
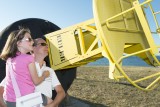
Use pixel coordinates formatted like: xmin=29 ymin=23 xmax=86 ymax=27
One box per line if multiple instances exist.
xmin=63 ymin=66 xmax=160 ymax=107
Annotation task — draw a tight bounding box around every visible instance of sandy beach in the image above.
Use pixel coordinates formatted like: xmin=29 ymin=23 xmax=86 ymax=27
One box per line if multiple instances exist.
xmin=66 ymin=66 xmax=160 ymax=107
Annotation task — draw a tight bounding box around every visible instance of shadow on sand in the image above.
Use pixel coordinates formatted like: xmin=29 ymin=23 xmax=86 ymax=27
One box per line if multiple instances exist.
xmin=108 ymin=81 xmax=146 ymax=88
xmin=59 ymin=95 xmax=108 ymax=107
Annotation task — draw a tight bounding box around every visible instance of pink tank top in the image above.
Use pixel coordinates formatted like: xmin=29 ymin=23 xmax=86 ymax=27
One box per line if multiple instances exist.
xmin=4 ymin=53 xmax=35 ymax=102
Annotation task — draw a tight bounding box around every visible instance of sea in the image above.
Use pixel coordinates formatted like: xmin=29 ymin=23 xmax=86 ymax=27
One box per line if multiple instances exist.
xmin=87 ymin=56 xmax=160 ymax=67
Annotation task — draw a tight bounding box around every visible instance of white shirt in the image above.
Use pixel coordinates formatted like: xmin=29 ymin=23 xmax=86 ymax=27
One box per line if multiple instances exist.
xmin=0 ymin=62 xmax=60 ymax=98
xmin=34 ymin=62 xmax=60 ymax=98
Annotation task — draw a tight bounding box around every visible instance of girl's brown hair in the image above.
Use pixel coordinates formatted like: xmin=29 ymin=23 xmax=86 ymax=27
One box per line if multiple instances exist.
xmin=0 ymin=28 xmax=31 ymax=60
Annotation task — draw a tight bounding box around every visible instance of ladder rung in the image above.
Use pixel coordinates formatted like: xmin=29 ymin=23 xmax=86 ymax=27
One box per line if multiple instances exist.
xmin=157 ymin=28 xmax=160 ymax=33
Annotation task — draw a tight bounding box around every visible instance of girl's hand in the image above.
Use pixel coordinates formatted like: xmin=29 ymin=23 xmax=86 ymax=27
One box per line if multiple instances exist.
xmin=42 ymin=71 xmax=50 ymax=79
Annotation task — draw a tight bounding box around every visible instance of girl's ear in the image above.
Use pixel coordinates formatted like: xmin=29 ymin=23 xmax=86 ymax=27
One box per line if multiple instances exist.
xmin=17 ymin=41 xmax=21 ymax=47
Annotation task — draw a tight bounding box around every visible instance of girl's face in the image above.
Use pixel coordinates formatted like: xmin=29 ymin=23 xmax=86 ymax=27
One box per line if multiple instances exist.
xmin=18 ymin=33 xmax=34 ymax=53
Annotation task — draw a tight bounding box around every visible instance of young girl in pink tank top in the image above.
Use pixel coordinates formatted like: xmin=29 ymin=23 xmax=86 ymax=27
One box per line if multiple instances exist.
xmin=0 ymin=28 xmax=50 ymax=107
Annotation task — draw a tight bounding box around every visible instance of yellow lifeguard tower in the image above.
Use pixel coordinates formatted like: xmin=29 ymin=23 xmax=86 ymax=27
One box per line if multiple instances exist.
xmin=45 ymin=0 xmax=160 ymax=91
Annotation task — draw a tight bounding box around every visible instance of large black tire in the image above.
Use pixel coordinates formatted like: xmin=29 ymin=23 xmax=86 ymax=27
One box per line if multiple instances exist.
xmin=0 ymin=18 xmax=76 ymax=96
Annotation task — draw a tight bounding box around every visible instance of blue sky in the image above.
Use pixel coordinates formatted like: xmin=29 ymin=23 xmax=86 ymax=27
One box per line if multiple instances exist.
xmin=0 ymin=0 xmax=159 ymax=44
xmin=0 ymin=0 xmax=93 ymax=30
